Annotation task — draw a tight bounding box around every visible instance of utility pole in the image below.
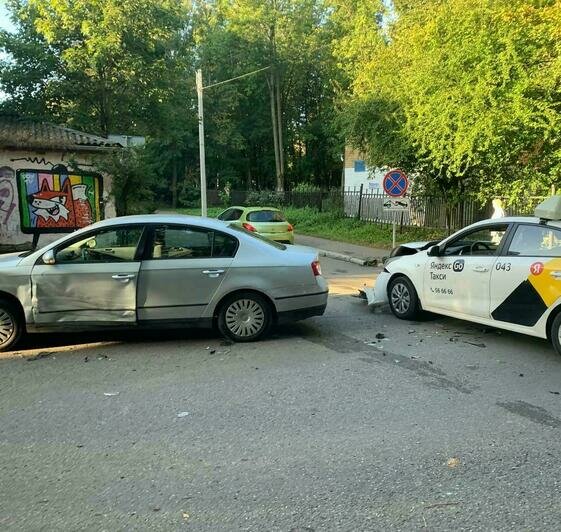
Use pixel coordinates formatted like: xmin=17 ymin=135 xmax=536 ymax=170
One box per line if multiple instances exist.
xmin=196 ymin=66 xmax=271 ymax=217
xmin=196 ymin=69 xmax=207 ymax=217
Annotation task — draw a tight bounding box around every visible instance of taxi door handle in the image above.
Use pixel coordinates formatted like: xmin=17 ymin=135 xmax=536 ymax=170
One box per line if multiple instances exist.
xmin=473 ymin=266 xmax=489 ymax=273
xmin=550 ymin=271 xmax=561 ymax=279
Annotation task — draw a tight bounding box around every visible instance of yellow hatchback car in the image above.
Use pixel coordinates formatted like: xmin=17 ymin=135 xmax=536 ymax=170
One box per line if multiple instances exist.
xmin=217 ymin=206 xmax=294 ymax=244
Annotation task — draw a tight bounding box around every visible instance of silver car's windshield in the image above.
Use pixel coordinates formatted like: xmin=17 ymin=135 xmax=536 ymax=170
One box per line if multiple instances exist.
xmin=229 ymin=224 xmax=287 ymax=250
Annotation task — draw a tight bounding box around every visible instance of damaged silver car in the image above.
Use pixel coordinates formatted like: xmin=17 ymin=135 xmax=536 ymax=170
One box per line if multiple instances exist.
xmin=0 ymin=214 xmax=328 ymax=351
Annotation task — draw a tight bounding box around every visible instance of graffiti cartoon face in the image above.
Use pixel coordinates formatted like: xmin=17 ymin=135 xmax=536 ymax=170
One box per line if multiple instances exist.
xmin=28 ymin=180 xmax=76 ymax=228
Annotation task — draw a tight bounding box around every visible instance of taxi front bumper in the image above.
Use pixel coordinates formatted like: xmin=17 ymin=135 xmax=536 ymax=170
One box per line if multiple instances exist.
xmin=365 ymin=270 xmax=390 ymax=307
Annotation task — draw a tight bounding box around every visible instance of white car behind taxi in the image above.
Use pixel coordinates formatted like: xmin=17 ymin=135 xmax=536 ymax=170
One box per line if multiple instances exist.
xmin=371 ymin=196 xmax=561 ymax=355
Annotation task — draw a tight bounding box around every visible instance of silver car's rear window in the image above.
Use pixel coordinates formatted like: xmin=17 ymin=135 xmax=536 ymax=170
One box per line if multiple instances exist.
xmin=229 ymin=224 xmax=287 ymax=250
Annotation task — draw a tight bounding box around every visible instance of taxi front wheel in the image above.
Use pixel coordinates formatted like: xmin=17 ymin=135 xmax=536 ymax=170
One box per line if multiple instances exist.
xmin=549 ymin=313 xmax=561 ymax=356
xmin=388 ymin=276 xmax=421 ymax=320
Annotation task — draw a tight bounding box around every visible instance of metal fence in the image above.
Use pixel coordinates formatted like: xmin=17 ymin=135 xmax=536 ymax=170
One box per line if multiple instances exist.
xmin=204 ymin=188 xmax=547 ymax=233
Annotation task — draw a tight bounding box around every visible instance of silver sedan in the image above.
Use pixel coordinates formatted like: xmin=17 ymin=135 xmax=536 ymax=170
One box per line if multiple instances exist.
xmin=0 ymin=214 xmax=328 ymax=351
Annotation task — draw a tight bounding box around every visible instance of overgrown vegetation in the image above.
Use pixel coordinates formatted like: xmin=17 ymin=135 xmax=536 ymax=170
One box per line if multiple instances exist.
xmin=2 ymin=0 xmax=560 ymax=206
xmin=332 ymin=0 xmax=561 ymax=202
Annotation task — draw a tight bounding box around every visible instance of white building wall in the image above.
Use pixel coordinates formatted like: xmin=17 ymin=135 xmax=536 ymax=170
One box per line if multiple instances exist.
xmin=343 ymin=147 xmax=386 ymax=193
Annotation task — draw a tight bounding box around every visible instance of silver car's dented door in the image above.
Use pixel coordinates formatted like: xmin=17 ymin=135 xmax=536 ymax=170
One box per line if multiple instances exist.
xmin=31 ymin=225 xmax=145 ymax=324
xmin=31 ymin=262 xmax=141 ymax=323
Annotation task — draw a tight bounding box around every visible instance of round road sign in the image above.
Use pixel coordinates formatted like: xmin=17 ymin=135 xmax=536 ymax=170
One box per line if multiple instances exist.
xmin=383 ymin=169 xmax=409 ymax=197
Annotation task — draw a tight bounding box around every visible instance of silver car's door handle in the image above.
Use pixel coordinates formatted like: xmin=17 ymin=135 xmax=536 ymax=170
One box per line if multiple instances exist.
xmin=202 ymin=269 xmax=225 ymax=278
xmin=473 ymin=266 xmax=489 ymax=273
xmin=112 ymin=273 xmax=136 ymax=282
xmin=550 ymin=271 xmax=561 ymax=279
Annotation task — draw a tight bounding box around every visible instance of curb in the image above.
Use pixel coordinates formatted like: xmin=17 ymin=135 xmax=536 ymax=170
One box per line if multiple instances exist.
xmin=318 ymin=249 xmax=380 ymax=267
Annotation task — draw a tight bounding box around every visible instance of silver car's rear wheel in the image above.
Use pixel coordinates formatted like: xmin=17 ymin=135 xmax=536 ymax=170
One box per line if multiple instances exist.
xmin=225 ymin=299 xmax=265 ymax=337
xmin=218 ymin=292 xmax=272 ymax=342
xmin=0 ymin=300 xmax=23 ymax=352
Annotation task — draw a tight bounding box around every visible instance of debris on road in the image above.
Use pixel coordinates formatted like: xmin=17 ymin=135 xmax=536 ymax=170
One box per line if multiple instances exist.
xmin=177 ymin=411 xmax=190 ymax=418
xmin=447 ymin=457 xmax=460 ymax=468
xmin=424 ymin=501 xmax=461 ymax=510
xmin=26 ymin=352 xmax=51 ymax=361
xmin=463 ymin=341 xmax=486 ymax=348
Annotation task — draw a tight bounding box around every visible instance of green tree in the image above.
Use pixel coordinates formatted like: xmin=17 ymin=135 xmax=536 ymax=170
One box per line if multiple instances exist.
xmin=1 ymin=0 xmax=191 ymax=136
xmin=333 ymin=0 xmax=561 ymax=201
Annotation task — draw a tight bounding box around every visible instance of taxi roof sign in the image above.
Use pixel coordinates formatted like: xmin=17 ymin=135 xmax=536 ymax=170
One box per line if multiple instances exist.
xmin=534 ymin=195 xmax=561 ymax=221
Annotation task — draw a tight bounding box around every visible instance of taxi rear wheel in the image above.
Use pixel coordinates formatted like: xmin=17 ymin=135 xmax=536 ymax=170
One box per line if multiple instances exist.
xmin=0 ymin=299 xmax=23 ymax=352
xmin=550 ymin=313 xmax=561 ymax=356
xmin=388 ymin=276 xmax=421 ymax=320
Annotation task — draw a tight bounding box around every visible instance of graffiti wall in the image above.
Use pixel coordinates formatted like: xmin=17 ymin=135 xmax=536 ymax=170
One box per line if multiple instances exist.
xmin=17 ymin=170 xmax=103 ymax=234
xmin=0 ymin=166 xmax=19 ymax=242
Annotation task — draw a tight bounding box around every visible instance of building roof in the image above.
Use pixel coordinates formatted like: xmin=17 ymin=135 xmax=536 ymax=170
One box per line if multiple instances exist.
xmin=0 ymin=115 xmax=123 ymax=152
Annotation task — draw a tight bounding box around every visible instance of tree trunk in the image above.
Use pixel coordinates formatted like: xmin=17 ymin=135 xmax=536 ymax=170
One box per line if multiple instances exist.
xmin=171 ymin=160 xmax=178 ymax=209
xmin=268 ymin=74 xmax=281 ymax=190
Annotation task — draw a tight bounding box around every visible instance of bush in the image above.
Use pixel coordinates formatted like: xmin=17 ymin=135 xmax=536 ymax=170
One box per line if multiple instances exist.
xmin=292 ymin=183 xmax=322 ymax=193
xmin=245 ymin=190 xmax=284 ymax=207
xmin=178 ymin=183 xmax=201 ymax=208
xmin=93 ymin=147 xmax=156 ymax=216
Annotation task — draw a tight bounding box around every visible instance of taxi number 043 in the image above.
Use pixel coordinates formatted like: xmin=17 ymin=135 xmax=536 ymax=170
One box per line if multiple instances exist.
xmin=495 ymin=262 xmax=511 ymax=272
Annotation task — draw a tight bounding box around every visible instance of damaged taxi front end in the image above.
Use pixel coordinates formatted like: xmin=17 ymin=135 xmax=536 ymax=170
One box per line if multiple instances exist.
xmin=365 ymin=241 xmax=439 ymax=307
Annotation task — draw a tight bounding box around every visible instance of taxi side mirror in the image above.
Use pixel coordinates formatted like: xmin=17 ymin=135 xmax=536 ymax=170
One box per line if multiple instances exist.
xmin=427 ymin=245 xmax=441 ymax=257
xmin=42 ymin=250 xmax=56 ymax=265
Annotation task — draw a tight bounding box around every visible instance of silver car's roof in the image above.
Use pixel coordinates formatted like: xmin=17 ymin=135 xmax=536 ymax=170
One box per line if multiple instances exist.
xmin=87 ymin=214 xmax=229 ymax=230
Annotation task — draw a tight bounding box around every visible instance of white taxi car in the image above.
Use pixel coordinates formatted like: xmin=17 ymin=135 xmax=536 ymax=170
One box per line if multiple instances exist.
xmin=372 ymin=196 xmax=561 ymax=355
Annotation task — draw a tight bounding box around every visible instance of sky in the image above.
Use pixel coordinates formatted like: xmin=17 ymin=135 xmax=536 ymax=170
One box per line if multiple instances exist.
xmin=0 ymin=1 xmax=15 ymax=33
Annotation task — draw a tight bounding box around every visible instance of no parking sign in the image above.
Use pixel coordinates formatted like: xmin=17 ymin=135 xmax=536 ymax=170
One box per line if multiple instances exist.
xmin=383 ymin=169 xmax=409 ymax=197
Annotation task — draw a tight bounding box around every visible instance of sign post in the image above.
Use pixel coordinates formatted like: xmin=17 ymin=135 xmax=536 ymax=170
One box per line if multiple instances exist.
xmin=382 ymin=169 xmax=409 ymax=249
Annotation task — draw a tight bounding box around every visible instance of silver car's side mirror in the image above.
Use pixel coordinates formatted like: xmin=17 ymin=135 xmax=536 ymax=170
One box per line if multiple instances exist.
xmin=42 ymin=250 xmax=56 ymax=265
xmin=427 ymin=245 xmax=441 ymax=257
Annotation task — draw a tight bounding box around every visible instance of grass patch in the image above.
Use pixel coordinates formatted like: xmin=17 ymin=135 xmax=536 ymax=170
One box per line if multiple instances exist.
xmin=170 ymin=206 xmax=445 ymax=249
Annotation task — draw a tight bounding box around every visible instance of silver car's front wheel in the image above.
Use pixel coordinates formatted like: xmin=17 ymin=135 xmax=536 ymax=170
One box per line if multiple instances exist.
xmin=0 ymin=299 xmax=23 ymax=352
xmin=218 ymin=292 xmax=272 ymax=342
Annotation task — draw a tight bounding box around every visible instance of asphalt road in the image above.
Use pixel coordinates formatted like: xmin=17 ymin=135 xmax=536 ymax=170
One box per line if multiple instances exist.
xmin=2 ymin=257 xmax=561 ymax=531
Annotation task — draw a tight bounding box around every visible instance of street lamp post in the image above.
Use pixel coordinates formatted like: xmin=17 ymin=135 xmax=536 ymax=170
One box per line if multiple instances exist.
xmin=196 ymin=66 xmax=271 ymax=217
xmin=196 ymin=69 xmax=208 ymax=217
